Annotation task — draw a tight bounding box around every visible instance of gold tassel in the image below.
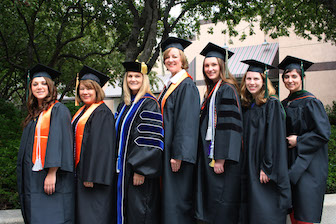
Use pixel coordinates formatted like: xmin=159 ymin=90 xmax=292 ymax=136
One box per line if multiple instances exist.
xmin=209 ymin=159 xmax=215 ymax=167
xmin=75 ymin=73 xmax=79 ymax=106
xmin=141 ymin=62 xmax=148 ymax=75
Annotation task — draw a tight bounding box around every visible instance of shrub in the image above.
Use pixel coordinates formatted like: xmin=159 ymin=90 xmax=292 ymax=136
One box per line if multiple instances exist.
xmin=326 ymin=101 xmax=336 ymax=125
xmin=0 ymin=99 xmax=24 ymax=209
xmin=327 ymin=125 xmax=336 ymax=193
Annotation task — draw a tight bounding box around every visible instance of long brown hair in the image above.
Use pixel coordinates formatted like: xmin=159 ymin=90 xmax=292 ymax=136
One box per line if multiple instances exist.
xmin=240 ymin=71 xmax=276 ymax=107
xmin=203 ymin=57 xmax=239 ymax=97
xmin=23 ymin=77 xmax=57 ymax=127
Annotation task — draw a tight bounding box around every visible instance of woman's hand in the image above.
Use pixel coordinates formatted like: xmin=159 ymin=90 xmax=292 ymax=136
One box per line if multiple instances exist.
xmin=287 ymin=135 xmax=298 ymax=148
xmin=214 ymin=159 xmax=225 ymax=174
xmin=44 ymin=167 xmax=58 ymax=195
xmin=83 ymin=182 xmax=94 ymax=188
xmin=133 ymin=173 xmax=145 ymax=186
xmin=170 ymin=159 xmax=182 ymax=172
xmin=260 ymin=170 xmax=270 ymax=184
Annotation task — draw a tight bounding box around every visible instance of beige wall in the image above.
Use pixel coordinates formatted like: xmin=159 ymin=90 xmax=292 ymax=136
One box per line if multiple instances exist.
xmin=184 ymin=20 xmax=336 ymax=107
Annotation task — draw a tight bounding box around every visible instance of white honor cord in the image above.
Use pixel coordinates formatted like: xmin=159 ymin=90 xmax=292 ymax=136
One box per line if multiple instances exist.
xmin=32 ymin=112 xmax=43 ymax=171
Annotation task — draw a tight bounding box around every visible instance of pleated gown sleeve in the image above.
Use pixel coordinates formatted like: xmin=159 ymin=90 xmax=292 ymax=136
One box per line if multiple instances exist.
xmin=214 ymin=83 xmax=242 ymax=162
xmin=263 ymin=98 xmax=291 ymax=209
xmin=170 ymin=80 xmax=200 ymax=163
xmin=127 ymin=98 xmax=163 ymax=178
xmin=78 ymin=103 xmax=116 ymax=185
xmin=288 ymin=98 xmax=331 ymax=185
xmin=44 ymin=102 xmax=73 ymax=172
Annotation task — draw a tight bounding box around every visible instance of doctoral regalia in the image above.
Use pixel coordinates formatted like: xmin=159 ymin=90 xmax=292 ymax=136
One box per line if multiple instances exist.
xmin=72 ymin=103 xmax=116 ymax=224
xmin=195 ymin=81 xmax=243 ymax=224
xmin=282 ymin=90 xmax=330 ymax=223
xmin=17 ymin=102 xmax=74 ymax=224
xmin=243 ymin=97 xmax=291 ymax=224
xmin=115 ymin=94 xmax=163 ymax=224
xmin=158 ymin=74 xmax=200 ymax=224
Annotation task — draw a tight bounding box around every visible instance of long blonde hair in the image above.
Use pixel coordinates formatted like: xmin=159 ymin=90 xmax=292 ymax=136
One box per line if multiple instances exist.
xmin=240 ymin=71 xmax=276 ymax=107
xmin=203 ymin=57 xmax=239 ymax=98
xmin=123 ymin=72 xmax=155 ymax=105
xmin=23 ymin=77 xmax=57 ymax=127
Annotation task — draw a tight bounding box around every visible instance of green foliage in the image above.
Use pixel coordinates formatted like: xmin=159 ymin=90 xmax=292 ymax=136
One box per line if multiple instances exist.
xmin=326 ymin=101 xmax=336 ymax=125
xmin=0 ymin=99 xmax=24 ymax=209
xmin=327 ymin=125 xmax=336 ymax=193
xmin=63 ymin=101 xmax=82 ymax=117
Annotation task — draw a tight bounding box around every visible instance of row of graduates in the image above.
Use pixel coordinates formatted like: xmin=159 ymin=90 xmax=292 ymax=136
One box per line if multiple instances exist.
xmin=16 ymin=37 xmax=330 ymax=224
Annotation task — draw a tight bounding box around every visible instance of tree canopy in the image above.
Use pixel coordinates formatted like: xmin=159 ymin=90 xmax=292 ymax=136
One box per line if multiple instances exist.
xmin=0 ymin=0 xmax=335 ymax=104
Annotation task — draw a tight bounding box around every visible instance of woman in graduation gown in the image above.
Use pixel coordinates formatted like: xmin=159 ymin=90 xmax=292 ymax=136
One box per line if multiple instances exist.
xmin=279 ymin=56 xmax=330 ymax=224
xmin=195 ymin=42 xmax=243 ymax=224
xmin=72 ymin=66 xmax=116 ymax=224
xmin=240 ymin=60 xmax=291 ymax=224
xmin=158 ymin=37 xmax=200 ymax=224
xmin=115 ymin=61 xmax=163 ymax=224
xmin=17 ymin=64 xmax=74 ymax=224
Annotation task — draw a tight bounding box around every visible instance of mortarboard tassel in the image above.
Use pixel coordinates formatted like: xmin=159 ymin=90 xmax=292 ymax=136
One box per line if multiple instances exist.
xmin=75 ymin=73 xmax=79 ymax=106
xmin=264 ymin=65 xmax=268 ymax=98
xmin=141 ymin=62 xmax=148 ymax=75
xmin=160 ymin=45 xmax=165 ymax=76
xmin=225 ymin=48 xmax=229 ymax=79
xmin=26 ymin=70 xmax=30 ymax=102
xmin=301 ymin=60 xmax=304 ymax=90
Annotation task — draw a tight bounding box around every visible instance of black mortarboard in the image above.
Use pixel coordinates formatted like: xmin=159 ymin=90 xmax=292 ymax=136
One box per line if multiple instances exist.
xmin=122 ymin=61 xmax=148 ymax=75
xmin=79 ymin=65 xmax=109 ymax=87
xmin=278 ymin=55 xmax=313 ymax=72
xmin=30 ymin=63 xmax=61 ymax=80
xmin=241 ymin=59 xmax=276 ymax=74
xmin=200 ymin=42 xmax=234 ymax=61
xmin=161 ymin=37 xmax=192 ymax=52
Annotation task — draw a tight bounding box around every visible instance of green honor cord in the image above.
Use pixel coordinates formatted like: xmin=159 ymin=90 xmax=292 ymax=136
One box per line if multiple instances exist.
xmin=264 ymin=65 xmax=268 ymax=98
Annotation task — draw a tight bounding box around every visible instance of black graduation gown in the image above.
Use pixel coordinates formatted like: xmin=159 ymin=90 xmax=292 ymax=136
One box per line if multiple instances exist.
xmin=16 ymin=102 xmax=74 ymax=224
xmin=158 ymin=77 xmax=200 ymax=224
xmin=115 ymin=96 xmax=163 ymax=224
xmin=243 ymin=97 xmax=291 ymax=224
xmin=73 ymin=103 xmax=116 ymax=224
xmin=195 ymin=82 xmax=243 ymax=224
xmin=282 ymin=91 xmax=330 ymax=223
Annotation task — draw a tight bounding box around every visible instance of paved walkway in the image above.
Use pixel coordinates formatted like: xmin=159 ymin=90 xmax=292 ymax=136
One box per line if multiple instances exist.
xmin=1 ymin=194 xmax=336 ymax=223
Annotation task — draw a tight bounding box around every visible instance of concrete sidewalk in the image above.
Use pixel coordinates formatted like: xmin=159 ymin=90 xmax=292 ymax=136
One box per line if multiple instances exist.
xmin=1 ymin=194 xmax=336 ymax=223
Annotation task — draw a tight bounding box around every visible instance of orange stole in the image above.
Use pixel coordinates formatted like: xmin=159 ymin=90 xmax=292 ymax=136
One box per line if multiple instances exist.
xmin=32 ymin=101 xmax=58 ymax=169
xmin=72 ymin=101 xmax=103 ymax=167
xmin=160 ymin=72 xmax=191 ymax=115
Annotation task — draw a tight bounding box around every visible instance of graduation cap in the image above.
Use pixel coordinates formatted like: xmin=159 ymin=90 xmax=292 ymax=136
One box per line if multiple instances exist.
xmin=278 ymin=56 xmax=314 ymax=90
xmin=122 ymin=61 xmax=148 ymax=75
xmin=78 ymin=65 xmax=109 ymax=87
xmin=200 ymin=42 xmax=234 ymax=61
xmin=242 ymin=59 xmax=276 ymax=73
xmin=241 ymin=59 xmax=276 ymax=98
xmin=29 ymin=63 xmax=61 ymax=80
xmin=200 ymin=42 xmax=234 ymax=79
xmin=278 ymin=55 xmax=313 ymax=72
xmin=161 ymin=37 xmax=192 ymax=52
